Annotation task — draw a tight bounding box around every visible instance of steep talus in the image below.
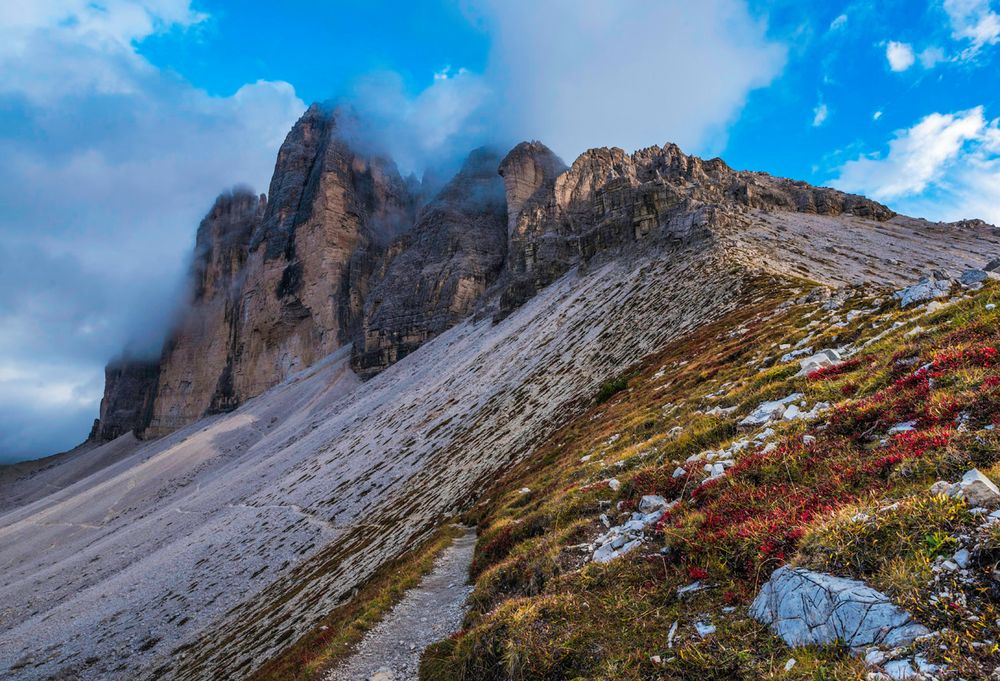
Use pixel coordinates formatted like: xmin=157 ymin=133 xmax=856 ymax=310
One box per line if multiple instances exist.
xmin=0 ymin=232 xmax=754 ymax=681
xmin=5 ymin=120 xmax=1000 ymax=681
xmin=351 ymin=147 xmax=509 ymax=378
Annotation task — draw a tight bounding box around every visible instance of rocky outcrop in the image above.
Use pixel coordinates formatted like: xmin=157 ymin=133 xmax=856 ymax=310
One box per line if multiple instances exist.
xmin=143 ymin=190 xmax=264 ymax=436
xmin=894 ymin=272 xmax=952 ymax=307
xmin=143 ymin=106 xmax=418 ymax=437
xmin=750 ymin=566 xmax=929 ymax=649
xmin=498 ymin=141 xmax=567 ymax=237
xmin=496 ymin=142 xmax=894 ymax=317
xmin=89 ymin=358 xmax=160 ymax=441
xmin=351 ymin=147 xmax=508 ymax=378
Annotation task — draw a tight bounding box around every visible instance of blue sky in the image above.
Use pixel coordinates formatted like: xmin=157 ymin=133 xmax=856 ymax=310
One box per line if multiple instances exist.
xmin=1 ymin=0 xmax=999 ymax=462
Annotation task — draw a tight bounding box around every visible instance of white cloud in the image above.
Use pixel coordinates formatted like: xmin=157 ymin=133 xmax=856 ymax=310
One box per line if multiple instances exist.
xmin=0 ymin=0 xmax=208 ymax=103
xmin=483 ymin=0 xmax=786 ymax=160
xmin=347 ymin=68 xmax=492 ymax=173
xmin=919 ymin=45 xmax=948 ymax=68
xmin=881 ymin=0 xmax=999 ymax=74
xmin=351 ymin=0 xmax=786 ymax=172
xmin=0 ymin=1 xmax=305 ymax=458
xmin=873 ymin=110 xmax=883 ymax=120
xmin=830 ymin=14 xmax=848 ymax=31
xmin=886 ymin=41 xmax=916 ymax=71
xmin=944 ymin=0 xmax=1000 ymax=55
xmin=833 ymin=107 xmax=1000 ymax=224
xmin=813 ymin=103 xmax=829 ymax=127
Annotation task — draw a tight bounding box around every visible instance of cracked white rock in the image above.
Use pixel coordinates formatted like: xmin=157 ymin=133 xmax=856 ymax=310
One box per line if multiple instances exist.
xmin=798 ymin=349 xmax=842 ymax=376
xmin=894 ymin=276 xmax=950 ymax=307
xmin=749 ymin=566 xmax=929 ymax=649
xmin=883 ymin=659 xmax=916 ymax=680
xmin=639 ymin=495 xmax=669 ymax=513
xmin=740 ymin=393 xmax=803 ymax=428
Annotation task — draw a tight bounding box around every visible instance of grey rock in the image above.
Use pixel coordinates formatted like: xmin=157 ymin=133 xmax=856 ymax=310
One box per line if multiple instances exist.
xmin=749 ymin=566 xmax=930 ymax=649
xmin=89 ymin=357 xmax=160 ymax=442
xmin=352 ymin=147 xmax=508 ymax=378
xmin=894 ymin=275 xmax=951 ymax=307
xmin=638 ymin=495 xmax=669 ymax=513
xmin=960 ymin=269 xmax=991 ymax=286
xmin=694 ymin=620 xmax=716 ymax=637
xmin=883 ymin=659 xmax=917 ymax=680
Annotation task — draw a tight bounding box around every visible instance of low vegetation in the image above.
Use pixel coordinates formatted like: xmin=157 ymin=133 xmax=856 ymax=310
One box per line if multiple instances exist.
xmin=419 ymin=280 xmax=1000 ymax=679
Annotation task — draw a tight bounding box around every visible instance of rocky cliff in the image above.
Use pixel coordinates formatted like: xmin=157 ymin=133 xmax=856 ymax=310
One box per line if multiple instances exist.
xmin=93 ymin=105 xmax=421 ymax=440
xmin=496 ymin=141 xmax=894 ymax=316
xmin=91 ymin=111 xmax=899 ymax=441
xmin=144 ymin=190 xmax=265 ymax=436
xmin=351 ymin=147 xmax=508 ymax=378
xmin=88 ymin=357 xmax=160 ymax=441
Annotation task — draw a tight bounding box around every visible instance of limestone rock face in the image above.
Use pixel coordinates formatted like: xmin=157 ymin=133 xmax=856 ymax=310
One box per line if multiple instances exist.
xmin=750 ymin=566 xmax=929 ymax=649
xmin=220 ymin=106 xmax=415 ymax=404
xmin=351 ymin=147 xmax=508 ymax=378
xmin=90 ymin=358 xmax=160 ymax=441
xmin=144 ymin=190 xmax=265 ymax=436
xmin=498 ymin=141 xmax=567 ymax=237
xmin=144 ymin=105 xmax=418 ymax=437
xmin=497 ymin=142 xmax=894 ymax=318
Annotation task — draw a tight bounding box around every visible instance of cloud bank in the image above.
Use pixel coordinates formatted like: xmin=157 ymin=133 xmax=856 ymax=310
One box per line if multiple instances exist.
xmin=833 ymin=106 xmax=1000 ymax=225
xmin=348 ymin=0 xmax=786 ymax=172
xmin=0 ymin=1 xmax=304 ymax=462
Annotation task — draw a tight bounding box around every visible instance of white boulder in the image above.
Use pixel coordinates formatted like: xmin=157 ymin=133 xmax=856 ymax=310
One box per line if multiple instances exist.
xmin=799 ymin=349 xmax=842 ymax=376
xmin=894 ymin=275 xmax=951 ymax=307
xmin=740 ymin=393 xmax=803 ymax=428
xmin=749 ymin=567 xmax=929 ymax=649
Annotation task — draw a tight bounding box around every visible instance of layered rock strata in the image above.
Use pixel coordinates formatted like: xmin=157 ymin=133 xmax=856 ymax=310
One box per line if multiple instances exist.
xmin=496 ymin=142 xmax=894 ymax=317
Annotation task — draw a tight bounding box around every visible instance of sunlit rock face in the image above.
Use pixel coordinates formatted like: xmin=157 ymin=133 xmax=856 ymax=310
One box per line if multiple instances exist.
xmin=93 ymin=105 xmax=420 ymax=439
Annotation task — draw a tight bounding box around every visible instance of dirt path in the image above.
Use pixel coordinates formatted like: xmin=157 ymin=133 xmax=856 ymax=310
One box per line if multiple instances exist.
xmin=325 ymin=527 xmax=477 ymax=681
